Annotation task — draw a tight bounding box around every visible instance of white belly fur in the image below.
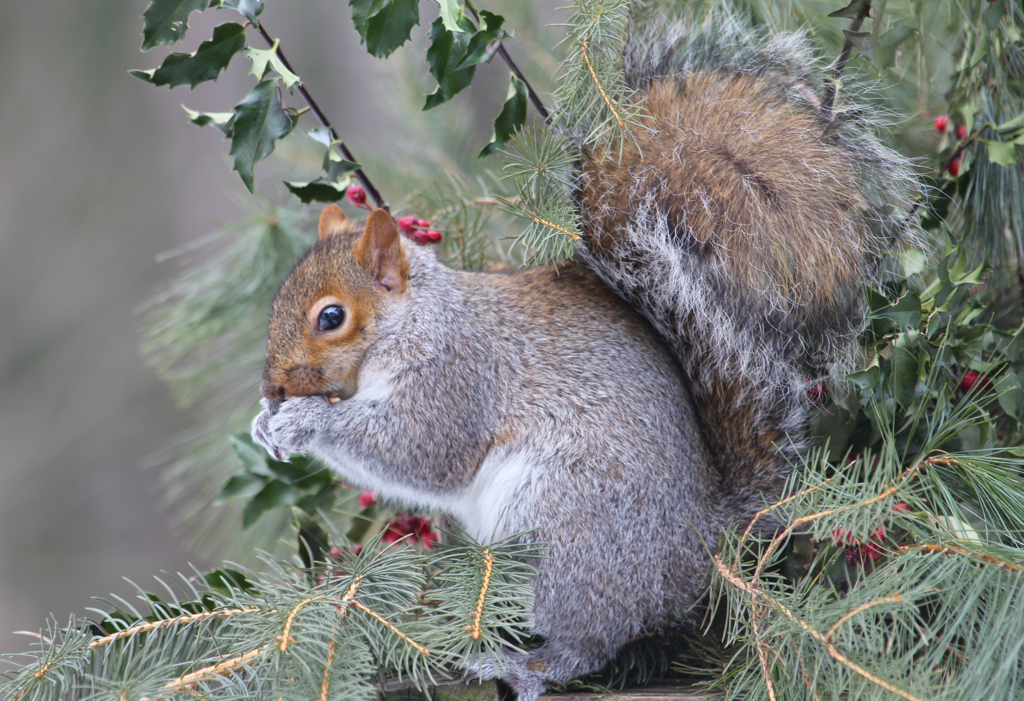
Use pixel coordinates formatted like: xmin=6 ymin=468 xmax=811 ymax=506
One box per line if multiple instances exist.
xmin=320 ymin=446 xmax=536 ymax=545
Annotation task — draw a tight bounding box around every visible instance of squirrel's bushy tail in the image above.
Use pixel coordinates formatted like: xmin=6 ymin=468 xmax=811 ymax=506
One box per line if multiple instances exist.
xmin=573 ymin=16 xmax=920 ymax=527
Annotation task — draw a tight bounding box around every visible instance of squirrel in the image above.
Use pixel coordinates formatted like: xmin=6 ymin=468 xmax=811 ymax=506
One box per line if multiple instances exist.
xmin=251 ymin=16 xmax=917 ymax=701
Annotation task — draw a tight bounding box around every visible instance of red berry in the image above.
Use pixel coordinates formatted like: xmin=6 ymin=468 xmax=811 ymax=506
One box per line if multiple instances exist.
xmin=806 ymin=383 xmax=827 ymax=406
xmin=352 ymin=544 xmax=363 ymax=555
xmin=832 ymin=527 xmax=855 ymax=546
xmin=893 ymin=502 xmax=910 ymax=513
xmin=347 ymin=184 xmax=370 ymax=209
xmin=397 ymin=215 xmax=417 ymax=233
xmin=956 ymin=125 xmax=968 ymax=140
xmin=359 ymin=491 xmax=378 ymax=509
xmin=416 ymin=219 xmax=430 ymax=229
xmin=948 ymin=158 xmax=961 ymax=177
xmin=863 ymin=542 xmax=884 ymax=561
xmin=934 ymin=115 xmax=949 ymax=132
xmin=959 ymin=370 xmax=980 ymax=393
xmin=424 ymin=230 xmax=442 ymax=243
xmin=871 ymin=525 xmax=886 ymax=542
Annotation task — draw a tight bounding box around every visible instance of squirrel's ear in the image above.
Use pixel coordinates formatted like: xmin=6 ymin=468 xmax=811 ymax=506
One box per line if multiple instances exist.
xmin=318 ymin=203 xmax=349 ymax=241
xmin=356 ymin=208 xmax=408 ymax=293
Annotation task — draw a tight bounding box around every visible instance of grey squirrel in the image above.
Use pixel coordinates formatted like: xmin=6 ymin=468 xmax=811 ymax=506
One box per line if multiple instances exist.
xmin=250 ymin=17 xmax=917 ymax=701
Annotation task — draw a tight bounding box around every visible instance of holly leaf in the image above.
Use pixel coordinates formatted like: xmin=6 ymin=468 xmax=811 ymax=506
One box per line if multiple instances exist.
xmin=308 ymin=126 xmax=334 ymax=148
xmin=828 ymin=0 xmax=871 ymax=20
xmin=436 ymin=0 xmax=465 ymax=33
xmin=350 ymin=0 xmax=420 ymax=59
xmin=981 ymin=139 xmax=1019 ymax=167
xmin=218 ymin=0 xmax=263 ymax=24
xmin=182 ymin=105 xmax=234 ymax=135
xmin=131 ymin=22 xmax=246 ymax=89
xmin=424 ymin=16 xmax=478 ymax=110
xmin=843 ymin=30 xmax=875 ymax=62
xmin=246 ymin=42 xmax=301 ymax=88
xmin=997 ymin=370 xmax=1023 ymax=420
xmin=285 ymin=180 xmax=349 ymax=203
xmin=322 ymin=151 xmax=361 ymax=180
xmin=480 ymin=74 xmax=527 ymax=158
xmin=242 ymin=479 xmax=300 ymax=528
xmin=875 ymin=21 xmax=917 ymax=69
xmin=890 ymin=346 xmax=919 ymax=408
xmin=995 ymin=112 xmax=1024 ymax=133
xmin=141 ymin=0 xmax=209 ymax=51
xmin=229 ymin=79 xmax=295 ymax=193
xmin=218 ymin=472 xmax=267 ymax=501
xmin=453 ymin=11 xmax=505 ymax=71
xmin=202 ymin=568 xmax=255 ymax=594
xmin=231 ymin=433 xmax=274 ymax=476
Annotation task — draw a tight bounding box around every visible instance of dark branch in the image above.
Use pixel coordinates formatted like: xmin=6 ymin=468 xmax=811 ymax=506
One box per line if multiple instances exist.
xmin=256 ymin=23 xmax=388 ymax=211
xmin=464 ymin=5 xmax=550 ymax=123
xmin=821 ymin=0 xmax=872 ymax=121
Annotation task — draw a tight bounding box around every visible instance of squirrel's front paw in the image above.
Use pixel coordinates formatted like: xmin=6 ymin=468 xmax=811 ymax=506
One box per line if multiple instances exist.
xmin=251 ymin=396 xmax=331 ymax=460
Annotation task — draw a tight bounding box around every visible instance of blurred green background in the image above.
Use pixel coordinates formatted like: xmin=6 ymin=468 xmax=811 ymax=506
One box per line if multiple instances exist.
xmin=0 ymin=0 xmax=393 ymax=654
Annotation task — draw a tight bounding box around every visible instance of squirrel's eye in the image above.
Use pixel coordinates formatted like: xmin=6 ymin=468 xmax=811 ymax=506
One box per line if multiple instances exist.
xmin=317 ymin=305 xmax=345 ymax=332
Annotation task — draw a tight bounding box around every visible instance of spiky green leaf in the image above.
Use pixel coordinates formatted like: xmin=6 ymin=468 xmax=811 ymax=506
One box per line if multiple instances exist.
xmin=132 ymin=22 xmax=246 ymax=89
xmin=424 ymin=16 xmax=478 ymax=110
xmin=350 ymin=0 xmax=419 ymax=59
xmin=218 ymin=0 xmax=263 ymax=24
xmin=181 ymin=105 xmax=234 ymax=135
xmin=435 ymin=0 xmax=464 ymax=33
xmin=229 ymin=79 xmax=294 ymax=193
xmin=141 ymin=0 xmax=209 ymax=50
xmin=480 ymin=74 xmax=527 ymax=158
xmin=246 ymin=42 xmax=301 ymax=88
xmin=284 ymin=180 xmax=349 ymax=204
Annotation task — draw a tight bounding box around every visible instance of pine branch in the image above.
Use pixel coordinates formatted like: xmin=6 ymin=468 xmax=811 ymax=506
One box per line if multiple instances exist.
xmin=254 ymin=22 xmax=388 ymax=211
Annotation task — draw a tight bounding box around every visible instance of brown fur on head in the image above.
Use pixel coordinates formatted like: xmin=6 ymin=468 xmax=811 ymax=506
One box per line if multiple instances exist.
xmin=261 ymin=205 xmax=409 ymax=401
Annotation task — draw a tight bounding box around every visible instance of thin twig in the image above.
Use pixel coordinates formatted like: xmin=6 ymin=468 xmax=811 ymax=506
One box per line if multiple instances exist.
xmin=319 ymin=639 xmax=337 ymax=701
xmin=278 ymin=596 xmax=322 ymax=652
xmin=464 ymin=4 xmax=550 ymax=123
xmin=163 ymin=645 xmax=269 ymax=693
xmin=899 ymin=543 xmax=1024 ymax=574
xmin=825 ymin=595 xmax=903 ymax=639
xmin=821 ymin=0 xmax=872 ymax=121
xmin=350 ymin=600 xmax=431 ymax=656
xmin=581 ymin=41 xmax=624 ymax=129
xmin=529 ymin=212 xmax=581 ymax=241
xmin=469 ymin=548 xmax=494 ymax=640
xmin=90 ymin=608 xmax=262 ymax=648
xmin=255 ymin=23 xmax=388 ymax=211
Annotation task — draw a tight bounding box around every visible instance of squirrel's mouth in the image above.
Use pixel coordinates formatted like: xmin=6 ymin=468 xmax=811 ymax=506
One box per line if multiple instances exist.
xmin=321 ymin=387 xmax=355 ymax=404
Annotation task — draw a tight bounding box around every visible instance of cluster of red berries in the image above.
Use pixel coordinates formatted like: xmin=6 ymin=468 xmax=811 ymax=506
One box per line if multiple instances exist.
xmin=397 ymin=215 xmax=442 ymax=244
xmin=358 ymin=491 xmax=377 ymax=509
xmin=346 ymin=185 xmax=443 ymax=245
xmin=382 ymin=513 xmax=439 ymax=549
xmin=831 ymin=502 xmax=909 ymax=567
xmin=934 ymin=115 xmax=968 ymax=176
